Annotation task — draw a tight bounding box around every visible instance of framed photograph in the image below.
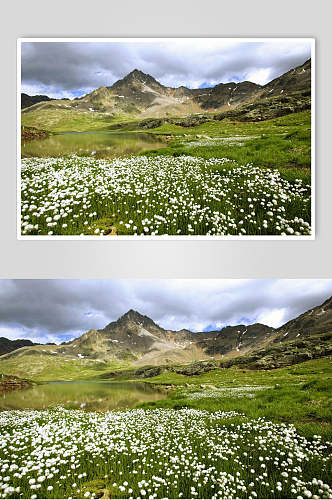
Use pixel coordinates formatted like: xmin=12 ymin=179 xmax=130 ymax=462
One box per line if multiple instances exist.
xmin=18 ymin=38 xmax=315 ymax=239
xmin=0 ymin=278 xmax=331 ymax=499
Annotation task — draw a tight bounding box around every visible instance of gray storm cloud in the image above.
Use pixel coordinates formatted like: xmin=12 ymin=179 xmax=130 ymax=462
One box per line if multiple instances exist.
xmin=0 ymin=280 xmax=330 ymax=344
xmin=21 ymin=40 xmax=312 ymax=98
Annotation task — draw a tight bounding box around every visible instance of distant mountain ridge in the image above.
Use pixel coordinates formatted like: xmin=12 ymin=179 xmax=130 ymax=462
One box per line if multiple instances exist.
xmin=21 ymin=93 xmax=52 ymax=109
xmin=21 ymin=59 xmax=311 ymax=119
xmin=1 ymin=293 xmax=330 ymax=368
xmin=0 ymin=337 xmax=37 ymax=356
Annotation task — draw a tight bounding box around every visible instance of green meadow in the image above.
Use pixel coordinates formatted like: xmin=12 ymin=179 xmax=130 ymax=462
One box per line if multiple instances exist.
xmin=140 ymin=110 xmax=311 ymax=184
xmin=137 ymin=357 xmax=332 ymax=442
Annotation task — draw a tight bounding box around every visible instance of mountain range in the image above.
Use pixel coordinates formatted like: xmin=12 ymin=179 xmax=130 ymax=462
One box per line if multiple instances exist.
xmin=0 ymin=337 xmax=55 ymax=356
xmin=1 ymin=295 xmax=331 ymax=369
xmin=0 ymin=337 xmax=36 ymax=356
xmin=21 ymin=93 xmax=52 ymax=109
xmin=21 ymin=59 xmax=311 ymax=119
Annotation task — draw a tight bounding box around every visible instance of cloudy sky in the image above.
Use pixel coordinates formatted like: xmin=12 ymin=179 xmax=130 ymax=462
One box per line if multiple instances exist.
xmin=21 ymin=39 xmax=312 ymax=99
xmin=0 ymin=279 xmax=330 ymax=344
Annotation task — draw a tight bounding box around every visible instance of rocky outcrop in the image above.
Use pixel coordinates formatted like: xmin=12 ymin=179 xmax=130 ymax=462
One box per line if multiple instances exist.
xmin=21 ymin=93 xmax=52 ymax=109
xmin=111 ymin=89 xmax=310 ymax=132
xmin=213 ymin=90 xmax=311 ymax=122
xmin=260 ymin=59 xmax=311 ymax=98
xmin=0 ymin=375 xmax=31 ymax=394
xmin=222 ymin=332 xmax=332 ymax=370
xmin=21 ymin=126 xmax=50 ymax=141
xmin=0 ymin=336 xmax=38 ymax=356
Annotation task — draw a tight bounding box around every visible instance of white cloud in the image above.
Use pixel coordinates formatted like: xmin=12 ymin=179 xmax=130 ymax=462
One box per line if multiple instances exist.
xmin=256 ymin=308 xmax=287 ymax=328
xmin=0 ymin=325 xmax=64 ymax=345
xmin=21 ymin=83 xmax=94 ymax=100
xmin=244 ymin=68 xmax=272 ymax=85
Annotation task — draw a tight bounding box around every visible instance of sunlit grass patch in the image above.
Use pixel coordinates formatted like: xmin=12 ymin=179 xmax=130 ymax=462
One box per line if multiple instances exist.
xmin=139 ymin=357 xmax=332 ymax=441
xmin=143 ymin=110 xmax=311 ymax=174
xmin=21 ymin=108 xmax=132 ymax=133
xmin=145 ymin=131 xmax=311 ymax=172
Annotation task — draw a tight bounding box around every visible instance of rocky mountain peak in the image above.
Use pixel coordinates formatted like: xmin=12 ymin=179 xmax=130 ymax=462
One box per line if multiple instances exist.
xmin=128 ymin=69 xmax=146 ymax=78
xmin=113 ymin=69 xmax=160 ymax=86
xmin=120 ymin=309 xmax=145 ymax=322
xmin=106 ymin=309 xmax=160 ymax=331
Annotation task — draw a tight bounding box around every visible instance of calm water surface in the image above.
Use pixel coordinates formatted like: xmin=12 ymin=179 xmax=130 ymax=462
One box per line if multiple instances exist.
xmin=0 ymin=381 xmax=166 ymax=411
xmin=21 ymin=131 xmax=166 ymax=158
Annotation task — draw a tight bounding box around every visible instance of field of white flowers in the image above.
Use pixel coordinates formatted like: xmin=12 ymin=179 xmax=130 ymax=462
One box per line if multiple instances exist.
xmin=0 ymin=408 xmax=330 ymax=499
xmin=21 ymin=155 xmax=311 ymax=236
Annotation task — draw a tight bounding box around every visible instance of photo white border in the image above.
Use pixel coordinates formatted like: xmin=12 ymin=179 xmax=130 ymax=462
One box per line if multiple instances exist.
xmin=17 ymin=37 xmax=316 ymax=241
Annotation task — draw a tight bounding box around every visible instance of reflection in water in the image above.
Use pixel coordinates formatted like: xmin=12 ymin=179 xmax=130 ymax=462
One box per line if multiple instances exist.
xmin=21 ymin=131 xmax=166 ymax=158
xmin=0 ymin=381 xmax=165 ymax=411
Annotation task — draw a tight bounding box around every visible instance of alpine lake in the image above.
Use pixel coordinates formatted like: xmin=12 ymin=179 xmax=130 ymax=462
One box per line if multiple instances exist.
xmin=21 ymin=131 xmax=166 ymax=158
xmin=0 ymin=380 xmax=166 ymax=411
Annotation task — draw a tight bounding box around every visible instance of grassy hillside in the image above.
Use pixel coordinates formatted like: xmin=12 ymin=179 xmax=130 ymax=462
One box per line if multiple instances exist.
xmin=21 ymin=108 xmax=131 ymax=133
xmin=0 ymin=352 xmax=128 ymax=381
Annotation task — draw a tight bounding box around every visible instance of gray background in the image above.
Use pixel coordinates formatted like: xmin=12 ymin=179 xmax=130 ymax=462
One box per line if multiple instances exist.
xmin=0 ymin=0 xmax=330 ymax=279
